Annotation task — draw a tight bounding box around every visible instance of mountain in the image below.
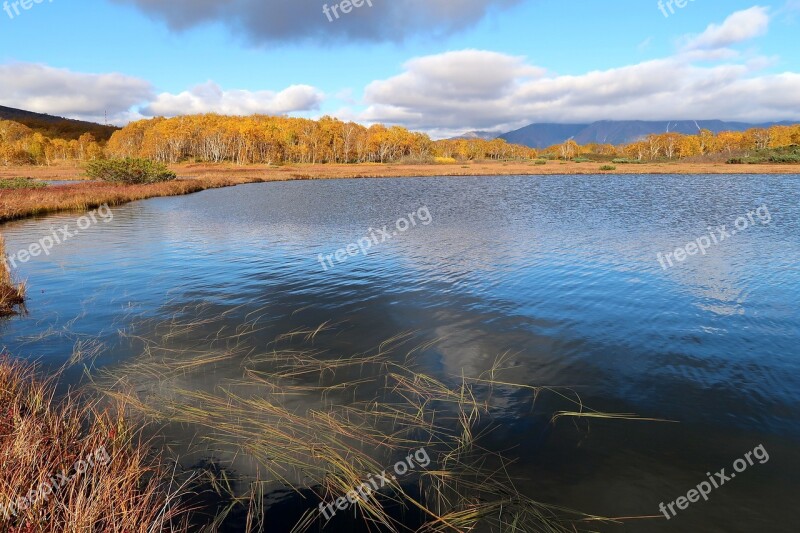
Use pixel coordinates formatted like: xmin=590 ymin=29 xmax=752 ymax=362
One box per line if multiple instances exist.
xmin=499 ymin=120 xmax=793 ymax=149
xmin=0 ymin=105 xmax=119 ymax=141
xmin=499 ymin=123 xmax=588 ymax=149
xmin=448 ymin=130 xmax=501 ymax=141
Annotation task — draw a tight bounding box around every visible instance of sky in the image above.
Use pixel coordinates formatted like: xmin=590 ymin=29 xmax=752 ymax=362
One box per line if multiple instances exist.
xmin=0 ymin=0 xmax=799 ymax=137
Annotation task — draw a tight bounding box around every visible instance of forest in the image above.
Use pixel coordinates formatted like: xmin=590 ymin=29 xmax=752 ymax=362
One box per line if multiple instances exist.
xmin=2 ymin=114 xmax=800 ymax=167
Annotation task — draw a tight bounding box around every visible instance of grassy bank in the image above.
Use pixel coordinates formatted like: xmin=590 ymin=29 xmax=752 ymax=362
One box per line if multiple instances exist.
xmin=0 ymin=175 xmax=266 ymax=225
xmin=0 ymin=356 xmax=187 ymax=531
xmin=0 ymin=236 xmax=25 ymax=317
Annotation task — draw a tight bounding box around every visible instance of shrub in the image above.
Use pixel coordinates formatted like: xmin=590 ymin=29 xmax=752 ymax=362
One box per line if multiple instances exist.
xmin=85 ymin=158 xmax=177 ymax=184
xmin=533 ymin=159 xmax=547 ymax=165
xmin=599 ymin=165 xmax=617 ymax=171
xmin=573 ymin=157 xmax=592 ymax=163
xmin=0 ymin=178 xmax=48 ymax=190
xmin=612 ymin=158 xmax=644 ymax=164
xmin=770 ymin=154 xmax=800 ymax=163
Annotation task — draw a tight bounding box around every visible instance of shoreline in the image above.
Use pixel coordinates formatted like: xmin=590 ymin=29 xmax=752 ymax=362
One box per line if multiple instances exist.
xmin=2 ymin=160 xmax=800 ymax=184
xmin=2 ymin=160 xmax=798 ymax=224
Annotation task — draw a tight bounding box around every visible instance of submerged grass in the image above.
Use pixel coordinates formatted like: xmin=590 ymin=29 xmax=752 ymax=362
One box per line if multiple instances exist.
xmin=1 ymin=297 xmax=653 ymax=531
xmin=91 ymin=313 xmax=646 ymax=532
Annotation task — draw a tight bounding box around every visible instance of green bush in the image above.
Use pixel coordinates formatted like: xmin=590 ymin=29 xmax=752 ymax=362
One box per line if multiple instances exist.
xmin=0 ymin=178 xmax=48 ymax=190
xmin=727 ymin=147 xmax=800 ymax=165
xmin=534 ymin=159 xmax=547 ymax=165
xmin=770 ymin=154 xmax=800 ymax=163
xmin=85 ymin=158 xmax=177 ymax=184
xmin=612 ymin=158 xmax=644 ymax=164
xmin=572 ymin=157 xmax=592 ymax=163
xmin=599 ymin=165 xmax=617 ymax=171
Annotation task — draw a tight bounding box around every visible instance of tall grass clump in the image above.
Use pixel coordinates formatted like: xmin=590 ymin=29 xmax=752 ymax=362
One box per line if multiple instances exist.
xmin=0 ymin=235 xmax=25 ymax=317
xmin=85 ymin=158 xmax=177 ymax=184
xmin=0 ymin=355 xmax=190 ymax=532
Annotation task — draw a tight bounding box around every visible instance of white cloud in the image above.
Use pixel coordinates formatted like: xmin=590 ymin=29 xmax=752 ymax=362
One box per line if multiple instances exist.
xmin=351 ymin=7 xmax=798 ymax=136
xmin=0 ymin=64 xmax=324 ymax=123
xmin=359 ymin=52 xmax=800 ymax=136
xmin=0 ymin=63 xmax=153 ymax=123
xmin=683 ymin=6 xmax=770 ymax=50
xmin=141 ymin=82 xmax=324 ymax=117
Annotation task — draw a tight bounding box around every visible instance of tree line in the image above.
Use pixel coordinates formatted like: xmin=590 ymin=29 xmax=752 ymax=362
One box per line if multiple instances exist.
xmin=104 ymin=115 xmax=538 ymax=164
xmin=544 ymin=125 xmax=800 ymax=161
xmin=3 ymin=114 xmax=800 ymax=167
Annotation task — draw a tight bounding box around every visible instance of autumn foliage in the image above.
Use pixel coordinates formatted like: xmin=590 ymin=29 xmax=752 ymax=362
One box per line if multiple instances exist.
xmin=3 ymin=113 xmax=800 ymax=167
xmin=104 ymin=114 xmax=538 ymax=164
xmin=0 ymin=120 xmax=103 ymax=166
xmin=543 ymin=125 xmax=800 ymax=161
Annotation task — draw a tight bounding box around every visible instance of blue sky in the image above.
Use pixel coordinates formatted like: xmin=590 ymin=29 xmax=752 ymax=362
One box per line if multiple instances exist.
xmin=1 ymin=0 xmax=799 ymax=136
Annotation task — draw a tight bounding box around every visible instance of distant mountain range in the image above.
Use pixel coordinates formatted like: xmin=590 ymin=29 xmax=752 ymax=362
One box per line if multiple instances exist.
xmin=455 ymin=120 xmax=794 ymax=149
xmin=0 ymin=105 xmax=118 ymax=141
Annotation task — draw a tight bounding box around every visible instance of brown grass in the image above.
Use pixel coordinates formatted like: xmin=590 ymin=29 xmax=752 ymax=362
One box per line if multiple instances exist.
xmin=0 ymin=356 xmax=189 ymax=532
xmin=0 ymin=176 xmax=266 ymax=224
xmin=4 ymin=158 xmax=799 ymax=184
xmin=0 ymin=235 xmax=25 ymax=317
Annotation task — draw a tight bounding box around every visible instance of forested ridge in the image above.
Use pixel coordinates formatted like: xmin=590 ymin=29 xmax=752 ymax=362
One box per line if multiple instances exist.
xmin=2 ymin=113 xmax=800 ymax=166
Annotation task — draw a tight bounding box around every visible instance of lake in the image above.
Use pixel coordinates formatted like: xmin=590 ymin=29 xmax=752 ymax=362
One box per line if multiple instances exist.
xmin=1 ymin=174 xmax=798 ymax=532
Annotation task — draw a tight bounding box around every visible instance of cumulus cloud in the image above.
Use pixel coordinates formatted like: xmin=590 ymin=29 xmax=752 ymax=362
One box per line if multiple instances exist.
xmin=350 ymin=7 xmax=795 ymax=136
xmin=0 ymin=63 xmax=324 ymax=123
xmin=683 ymin=6 xmax=770 ymax=50
xmin=0 ymin=63 xmax=153 ymax=123
xmin=110 ymin=0 xmax=522 ymax=43
xmin=360 ymin=50 xmax=800 ymax=136
xmin=141 ymin=82 xmax=324 ymax=116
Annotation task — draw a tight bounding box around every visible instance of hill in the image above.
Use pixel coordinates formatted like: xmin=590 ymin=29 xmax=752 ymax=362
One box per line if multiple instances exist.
xmin=0 ymin=105 xmax=118 ymax=141
xmin=497 ymin=120 xmax=793 ymax=149
xmin=448 ymin=131 xmax=502 ymax=141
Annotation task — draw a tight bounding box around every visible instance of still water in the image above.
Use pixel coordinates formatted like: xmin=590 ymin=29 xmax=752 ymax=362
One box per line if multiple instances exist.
xmin=1 ymin=174 xmax=799 ymax=531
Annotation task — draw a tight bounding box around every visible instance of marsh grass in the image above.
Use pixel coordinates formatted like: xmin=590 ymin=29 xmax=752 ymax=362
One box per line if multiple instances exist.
xmin=0 ymin=355 xmax=191 ymax=532
xmin=0 ymin=176 xmax=266 ymax=224
xmin=0 ymin=234 xmax=25 ymax=317
xmin=93 ymin=312 xmax=645 ymax=532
